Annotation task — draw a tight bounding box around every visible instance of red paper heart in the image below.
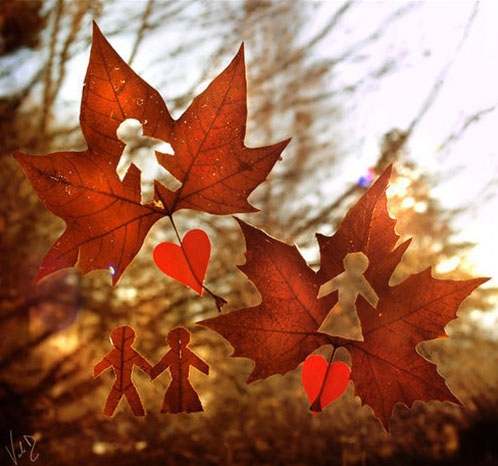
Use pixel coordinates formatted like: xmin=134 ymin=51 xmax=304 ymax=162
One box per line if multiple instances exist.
xmin=302 ymin=355 xmax=351 ymax=412
xmin=153 ymin=229 xmax=211 ymax=295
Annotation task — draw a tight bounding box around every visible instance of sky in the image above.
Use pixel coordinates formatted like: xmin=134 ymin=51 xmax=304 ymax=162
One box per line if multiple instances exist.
xmin=313 ymin=1 xmax=498 ymax=286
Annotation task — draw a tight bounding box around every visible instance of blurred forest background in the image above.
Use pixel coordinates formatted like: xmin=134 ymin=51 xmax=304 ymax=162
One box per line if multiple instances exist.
xmin=1 ymin=1 xmax=498 ymax=465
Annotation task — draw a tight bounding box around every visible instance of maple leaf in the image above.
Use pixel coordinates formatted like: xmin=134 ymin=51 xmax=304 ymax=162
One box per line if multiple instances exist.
xmin=201 ymin=167 xmax=487 ymax=429
xmin=315 ymin=165 xmax=488 ymax=427
xmin=200 ymin=218 xmax=333 ymax=383
xmin=13 ymin=22 xmax=289 ymax=284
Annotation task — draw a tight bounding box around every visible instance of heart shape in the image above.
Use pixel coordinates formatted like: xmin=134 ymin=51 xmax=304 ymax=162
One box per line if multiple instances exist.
xmin=153 ymin=229 xmax=211 ymax=295
xmin=302 ymin=355 xmax=351 ymax=413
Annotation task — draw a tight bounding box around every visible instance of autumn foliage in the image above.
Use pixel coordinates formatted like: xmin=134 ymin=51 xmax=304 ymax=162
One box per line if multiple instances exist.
xmin=202 ymin=167 xmax=487 ymax=427
xmin=13 ymin=22 xmax=487 ymax=429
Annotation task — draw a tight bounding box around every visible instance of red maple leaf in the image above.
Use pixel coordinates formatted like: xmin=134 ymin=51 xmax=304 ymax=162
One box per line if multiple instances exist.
xmin=14 ymin=23 xmax=289 ymax=284
xmin=201 ymin=166 xmax=487 ymax=428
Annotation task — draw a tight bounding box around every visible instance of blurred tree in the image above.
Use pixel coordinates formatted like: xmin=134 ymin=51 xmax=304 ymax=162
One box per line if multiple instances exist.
xmin=0 ymin=0 xmax=44 ymax=54
xmin=1 ymin=1 xmax=497 ymax=465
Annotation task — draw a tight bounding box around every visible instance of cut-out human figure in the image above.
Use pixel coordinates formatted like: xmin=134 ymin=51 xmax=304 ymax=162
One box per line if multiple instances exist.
xmin=317 ymin=252 xmax=379 ymax=337
xmin=93 ymin=325 xmax=152 ymax=417
xmin=151 ymin=327 xmax=209 ymax=413
xmin=116 ymin=118 xmax=182 ymax=204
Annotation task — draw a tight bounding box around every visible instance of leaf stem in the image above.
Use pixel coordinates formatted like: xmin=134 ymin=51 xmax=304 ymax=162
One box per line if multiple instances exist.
xmin=310 ymin=346 xmax=337 ymax=413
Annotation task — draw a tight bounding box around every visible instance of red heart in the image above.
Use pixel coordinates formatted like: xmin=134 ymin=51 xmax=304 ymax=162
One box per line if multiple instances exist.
xmin=153 ymin=229 xmax=210 ymax=295
xmin=302 ymin=355 xmax=351 ymax=413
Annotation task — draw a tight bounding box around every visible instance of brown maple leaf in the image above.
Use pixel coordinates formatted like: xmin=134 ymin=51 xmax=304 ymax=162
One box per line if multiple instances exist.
xmin=201 ymin=166 xmax=487 ymax=428
xmin=14 ymin=22 xmax=289 ymax=284
xmin=316 ymin=165 xmax=488 ymax=428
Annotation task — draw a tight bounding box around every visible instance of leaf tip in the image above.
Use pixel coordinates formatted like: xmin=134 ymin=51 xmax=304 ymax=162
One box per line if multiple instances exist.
xmin=375 ymin=163 xmax=393 ymax=189
xmin=33 ymin=270 xmax=47 ymax=286
xmin=111 ymin=272 xmax=121 ymax=287
xmin=477 ymin=276 xmax=492 ymax=286
xmin=92 ymin=19 xmax=102 ymax=36
xmin=231 ymin=42 xmax=245 ymax=68
xmin=12 ymin=150 xmax=30 ymax=165
xmin=280 ymin=137 xmax=292 ymax=153
xmin=233 ymin=217 xmax=261 ymax=243
xmin=92 ymin=20 xmax=102 ymax=40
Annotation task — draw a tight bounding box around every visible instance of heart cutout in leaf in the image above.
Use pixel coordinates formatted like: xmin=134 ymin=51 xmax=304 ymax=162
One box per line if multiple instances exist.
xmin=153 ymin=229 xmax=210 ymax=295
xmin=302 ymin=355 xmax=351 ymax=413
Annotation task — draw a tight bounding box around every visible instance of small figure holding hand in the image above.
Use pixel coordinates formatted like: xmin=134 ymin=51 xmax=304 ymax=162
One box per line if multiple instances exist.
xmin=116 ymin=118 xmax=182 ymax=204
xmin=93 ymin=325 xmax=152 ymax=417
xmin=318 ymin=252 xmax=379 ymax=336
xmin=151 ymin=327 xmax=209 ymax=413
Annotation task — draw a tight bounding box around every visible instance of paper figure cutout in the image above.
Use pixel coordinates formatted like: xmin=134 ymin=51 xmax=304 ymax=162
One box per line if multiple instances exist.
xmin=116 ymin=118 xmax=182 ymax=204
xmin=151 ymin=327 xmax=209 ymax=413
xmin=317 ymin=252 xmax=379 ymax=336
xmin=93 ymin=325 xmax=152 ymax=417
